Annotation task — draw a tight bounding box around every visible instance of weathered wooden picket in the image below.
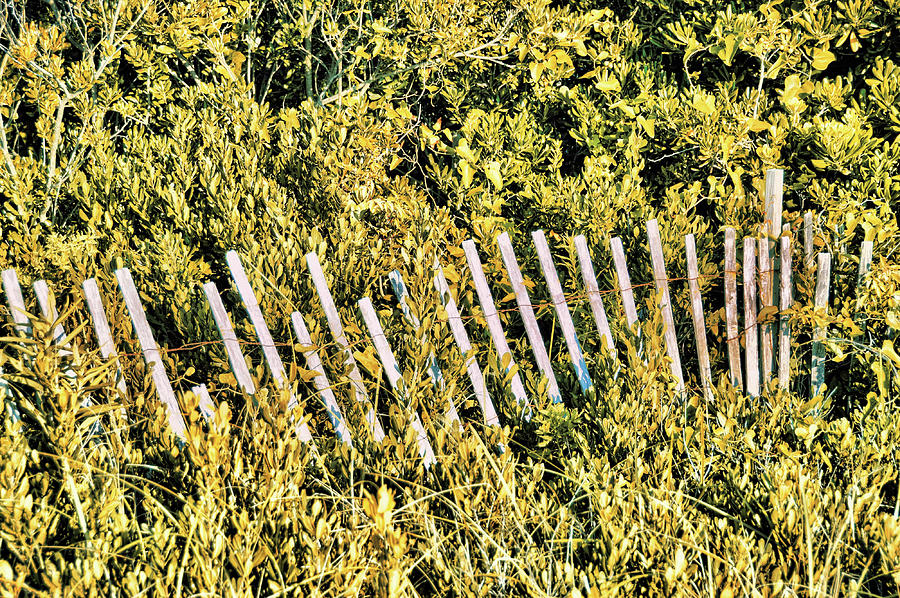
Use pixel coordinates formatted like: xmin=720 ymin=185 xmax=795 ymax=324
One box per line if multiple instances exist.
xmin=0 ymin=169 xmax=870 ymax=468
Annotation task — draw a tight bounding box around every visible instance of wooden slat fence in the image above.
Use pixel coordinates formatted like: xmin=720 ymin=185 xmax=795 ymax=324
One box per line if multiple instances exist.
xmin=1 ymin=169 xmax=862 ymax=468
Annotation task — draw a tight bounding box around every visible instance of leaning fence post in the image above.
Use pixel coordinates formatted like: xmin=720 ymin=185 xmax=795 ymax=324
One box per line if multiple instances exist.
xmin=357 ymin=297 xmax=436 ymax=467
xmin=646 ymin=220 xmax=685 ymax=394
xmin=203 ymin=282 xmax=257 ymax=397
xmin=433 ymin=259 xmax=499 ymax=427
xmin=685 ymin=234 xmax=713 ymax=402
xmin=496 ymin=232 xmax=562 ymax=404
xmin=804 ymin=212 xmax=815 ymax=268
xmin=609 ymin=237 xmax=640 ymax=333
xmin=306 ymin=252 xmax=385 ymax=442
xmin=764 ymin=170 xmax=783 ymax=378
xmin=290 ymin=312 xmax=353 ymax=445
xmin=778 ymin=234 xmax=793 ymax=390
xmin=225 ymin=251 xmax=313 ymax=444
xmin=811 ymin=253 xmax=831 ymax=399
xmin=388 ymin=270 xmax=461 ymax=426
xmin=532 ymin=230 xmax=593 ymax=394
xmin=742 ymin=238 xmax=760 ymax=397
xmin=82 ymin=278 xmax=129 ymax=398
xmin=724 ymin=228 xmax=742 ymax=389
xmin=115 ymin=268 xmax=188 ymax=441
xmin=462 ymin=240 xmax=531 ymax=417
xmin=573 ymin=235 xmax=616 ymax=358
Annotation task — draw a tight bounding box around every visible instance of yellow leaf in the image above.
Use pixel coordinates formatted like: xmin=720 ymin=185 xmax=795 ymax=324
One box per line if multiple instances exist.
xmin=748 ymin=118 xmax=770 ymax=132
xmin=354 ymin=347 xmax=382 ymax=377
xmin=460 ymin=160 xmax=473 ymax=188
xmin=692 ymin=94 xmax=715 ymax=115
xmin=812 ymin=47 xmax=835 ymax=70
xmin=485 ymin=161 xmax=503 ymax=189
xmin=882 ymin=340 xmax=900 ymax=367
xmin=637 ymin=116 xmax=655 ymax=138
xmin=389 ymin=155 xmax=403 ymax=170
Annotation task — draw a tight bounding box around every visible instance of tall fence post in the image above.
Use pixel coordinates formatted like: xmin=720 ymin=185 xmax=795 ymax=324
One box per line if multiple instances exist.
xmin=203 ymin=281 xmax=257 ymax=397
xmin=610 ymin=238 xmax=640 ymax=333
xmin=778 ymin=234 xmax=793 ymax=390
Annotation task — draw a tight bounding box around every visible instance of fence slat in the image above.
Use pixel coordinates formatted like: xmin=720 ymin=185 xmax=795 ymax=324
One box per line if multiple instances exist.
xmin=532 ymin=230 xmax=593 ymax=394
xmin=203 ymin=282 xmax=256 ymax=396
xmin=306 ymin=252 xmax=385 ymax=442
xmin=33 ymin=281 xmax=67 ymax=346
xmin=811 ymin=253 xmax=831 ymax=399
xmin=2 ymin=269 xmax=29 ymax=335
xmin=573 ymin=235 xmax=616 ymax=357
xmin=742 ymin=238 xmax=759 ymax=397
xmin=685 ymin=234 xmax=713 ymax=401
xmin=433 ymin=260 xmax=499 ymax=427
xmin=1 ymin=270 xmax=27 ymax=423
xmin=290 ymin=312 xmax=353 ymax=445
xmin=357 ymin=297 xmax=436 ymax=467
xmin=764 ymin=170 xmax=783 ymax=379
xmin=115 ymin=268 xmax=188 ymax=440
xmin=854 ymin=240 xmax=874 ymax=342
xmin=496 ymin=233 xmax=562 ymax=404
xmin=388 ymin=270 xmax=461 ymax=426
xmin=778 ymin=234 xmax=793 ymax=390
xmin=758 ymin=238 xmax=774 ymax=387
xmin=610 ymin=237 xmax=640 ymax=332
xmin=225 ymin=251 xmax=313 ymax=443
xmin=724 ymin=228 xmax=742 ymax=389
xmin=804 ymin=212 xmax=814 ymax=268
xmin=191 ymin=384 xmax=217 ymax=421
xmin=462 ymin=239 xmax=531 ymax=417
xmin=82 ymin=278 xmax=129 ymax=397
xmin=646 ymin=220 xmax=685 ymax=394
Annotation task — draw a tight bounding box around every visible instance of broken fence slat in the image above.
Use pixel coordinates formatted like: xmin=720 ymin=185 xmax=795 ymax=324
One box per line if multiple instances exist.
xmin=610 ymin=237 xmax=640 ymax=332
xmin=191 ymin=384 xmax=217 ymax=421
xmin=573 ymin=235 xmax=616 ymax=357
xmin=646 ymin=219 xmax=685 ymax=394
xmin=811 ymin=253 xmax=831 ymax=399
xmin=758 ymin=238 xmax=775 ymax=387
xmin=388 ymin=270 xmax=461 ymax=426
xmin=306 ymin=252 xmax=385 ymax=442
xmin=2 ymin=269 xmax=29 ymax=335
xmin=290 ymin=312 xmax=353 ymax=445
xmin=357 ymin=297 xmax=435 ymax=467
xmin=724 ymin=228 xmax=742 ymax=389
xmin=496 ymin=232 xmax=562 ymax=404
xmin=685 ymin=234 xmax=713 ymax=402
xmin=804 ymin=212 xmax=815 ymax=268
xmin=115 ymin=268 xmax=188 ymax=440
xmin=82 ymin=278 xmax=129 ymax=397
xmin=203 ymin=282 xmax=256 ymax=396
xmin=433 ymin=260 xmax=499 ymax=427
xmin=742 ymin=238 xmax=760 ymax=398
xmin=1 ymin=269 xmax=27 ymax=424
xmin=532 ymin=230 xmax=593 ymax=394
xmin=462 ymin=239 xmax=531 ymax=418
xmin=225 ymin=251 xmax=313 ymax=444
xmin=778 ymin=234 xmax=793 ymax=390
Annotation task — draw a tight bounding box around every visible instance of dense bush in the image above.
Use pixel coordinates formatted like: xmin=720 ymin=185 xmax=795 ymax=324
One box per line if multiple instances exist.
xmin=1 ymin=0 xmax=900 ymax=594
